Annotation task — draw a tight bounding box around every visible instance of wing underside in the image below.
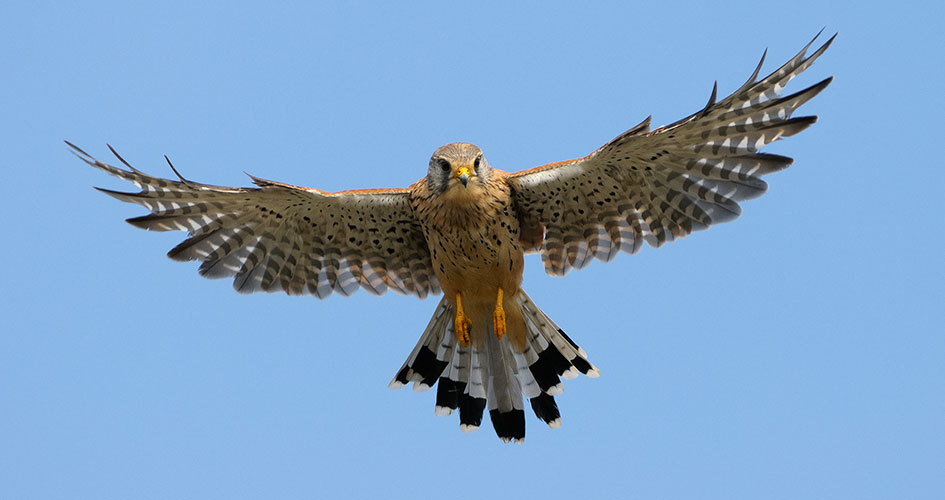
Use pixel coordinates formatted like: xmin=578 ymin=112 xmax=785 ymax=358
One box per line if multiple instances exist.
xmin=510 ymin=33 xmax=835 ymax=276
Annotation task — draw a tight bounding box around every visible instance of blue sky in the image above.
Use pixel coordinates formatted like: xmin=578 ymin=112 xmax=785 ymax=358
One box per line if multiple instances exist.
xmin=3 ymin=1 xmax=943 ymax=499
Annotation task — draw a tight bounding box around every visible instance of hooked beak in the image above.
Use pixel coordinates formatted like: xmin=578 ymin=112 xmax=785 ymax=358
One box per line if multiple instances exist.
xmin=456 ymin=166 xmax=470 ymax=188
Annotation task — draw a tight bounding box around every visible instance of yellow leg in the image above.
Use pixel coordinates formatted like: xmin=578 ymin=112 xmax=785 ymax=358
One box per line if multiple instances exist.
xmin=454 ymin=292 xmax=472 ymax=347
xmin=493 ymin=287 xmax=506 ymax=340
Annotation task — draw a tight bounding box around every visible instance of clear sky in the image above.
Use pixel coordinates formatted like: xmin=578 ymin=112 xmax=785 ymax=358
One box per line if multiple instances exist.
xmin=2 ymin=1 xmax=943 ymax=499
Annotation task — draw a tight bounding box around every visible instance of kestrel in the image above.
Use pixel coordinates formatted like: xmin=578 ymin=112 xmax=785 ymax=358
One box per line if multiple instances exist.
xmin=73 ymin=34 xmax=834 ymax=443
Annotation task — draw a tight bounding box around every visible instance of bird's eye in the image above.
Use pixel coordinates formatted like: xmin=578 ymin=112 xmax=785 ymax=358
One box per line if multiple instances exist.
xmin=473 ymin=156 xmax=481 ymax=170
xmin=438 ymin=159 xmax=450 ymax=172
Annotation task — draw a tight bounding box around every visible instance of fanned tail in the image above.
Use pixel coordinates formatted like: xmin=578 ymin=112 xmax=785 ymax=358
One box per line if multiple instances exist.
xmin=389 ymin=291 xmax=599 ymax=443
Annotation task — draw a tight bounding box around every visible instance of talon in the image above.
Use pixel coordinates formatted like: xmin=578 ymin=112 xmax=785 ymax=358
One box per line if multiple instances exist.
xmin=454 ymin=292 xmax=471 ymax=346
xmin=493 ymin=287 xmax=506 ymax=340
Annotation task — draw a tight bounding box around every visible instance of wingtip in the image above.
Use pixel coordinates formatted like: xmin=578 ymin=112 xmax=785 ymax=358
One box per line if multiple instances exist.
xmin=807 ymin=27 xmax=825 ymax=49
xmin=106 ymin=144 xmax=145 ymax=174
xmin=64 ymin=139 xmax=82 ymax=153
xmin=820 ymin=32 xmax=838 ymax=52
xmin=817 ymin=75 xmax=835 ymax=90
xmin=243 ymin=171 xmax=264 ymax=185
xmin=800 ymin=28 xmax=837 ymax=59
xmin=737 ymin=49 xmax=767 ymax=92
xmin=700 ymin=81 xmax=718 ymax=115
xmin=164 ymin=154 xmax=191 ymax=184
xmin=65 ymin=140 xmax=96 ymax=163
xmin=244 ymin=171 xmax=283 ymax=188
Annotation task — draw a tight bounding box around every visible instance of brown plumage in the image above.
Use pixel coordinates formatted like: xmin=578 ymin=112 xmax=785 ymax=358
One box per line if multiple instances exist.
xmin=73 ymin=33 xmax=834 ymax=443
xmin=409 ymin=143 xmax=527 ymax=351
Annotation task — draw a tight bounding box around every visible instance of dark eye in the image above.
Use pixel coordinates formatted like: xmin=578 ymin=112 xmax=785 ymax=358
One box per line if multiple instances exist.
xmin=473 ymin=156 xmax=481 ymax=170
xmin=438 ymin=159 xmax=450 ymax=172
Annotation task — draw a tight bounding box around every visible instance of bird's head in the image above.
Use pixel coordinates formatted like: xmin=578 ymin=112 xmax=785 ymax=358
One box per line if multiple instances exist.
xmin=426 ymin=142 xmax=491 ymax=196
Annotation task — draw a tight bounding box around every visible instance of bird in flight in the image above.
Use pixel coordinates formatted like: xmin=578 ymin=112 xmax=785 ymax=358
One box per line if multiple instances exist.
xmin=72 ymin=33 xmax=834 ymax=443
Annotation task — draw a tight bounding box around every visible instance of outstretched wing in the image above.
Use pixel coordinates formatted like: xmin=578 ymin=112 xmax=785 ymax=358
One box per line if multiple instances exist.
xmin=72 ymin=143 xmax=439 ymax=298
xmin=508 ymin=33 xmax=834 ymax=276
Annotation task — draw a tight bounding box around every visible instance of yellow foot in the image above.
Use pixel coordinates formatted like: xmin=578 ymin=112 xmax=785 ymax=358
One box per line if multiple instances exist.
xmin=454 ymin=292 xmax=472 ymax=347
xmin=493 ymin=287 xmax=506 ymax=340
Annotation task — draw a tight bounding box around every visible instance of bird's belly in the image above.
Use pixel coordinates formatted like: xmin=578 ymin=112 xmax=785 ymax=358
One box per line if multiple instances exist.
xmin=433 ymin=233 xmax=521 ymax=287
xmin=428 ymin=219 xmax=525 ymax=311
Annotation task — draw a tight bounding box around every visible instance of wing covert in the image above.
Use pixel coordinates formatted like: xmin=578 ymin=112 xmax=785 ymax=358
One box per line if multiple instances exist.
xmin=509 ymin=33 xmax=834 ymax=276
xmin=71 ymin=143 xmax=439 ymax=299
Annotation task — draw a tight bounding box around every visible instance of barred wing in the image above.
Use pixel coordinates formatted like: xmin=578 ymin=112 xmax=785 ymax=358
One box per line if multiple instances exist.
xmin=72 ymin=143 xmax=439 ymax=298
xmin=509 ymin=33 xmax=834 ymax=276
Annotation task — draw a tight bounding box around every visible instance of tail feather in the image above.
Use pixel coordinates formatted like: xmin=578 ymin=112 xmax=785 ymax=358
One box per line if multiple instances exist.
xmin=434 ymin=340 xmax=467 ymax=416
xmin=390 ymin=291 xmax=597 ymax=443
xmin=519 ymin=293 xmax=600 ymax=378
xmin=461 ymin=347 xmax=487 ymax=432
xmin=467 ymin=347 xmax=487 ymax=400
xmin=510 ymin=346 xmax=542 ymax=399
xmin=388 ymin=297 xmax=452 ymax=391
xmin=529 ymin=393 xmax=562 ymax=428
xmin=458 ymin=390 xmax=486 ymax=431
xmin=434 ymin=376 xmax=461 ymax=416
xmin=489 ymin=408 xmax=526 ymax=443
xmin=484 ymin=329 xmax=526 ymax=442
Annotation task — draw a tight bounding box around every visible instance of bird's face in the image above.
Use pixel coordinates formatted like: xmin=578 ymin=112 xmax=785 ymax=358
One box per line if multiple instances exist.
xmin=427 ymin=142 xmax=491 ymax=196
